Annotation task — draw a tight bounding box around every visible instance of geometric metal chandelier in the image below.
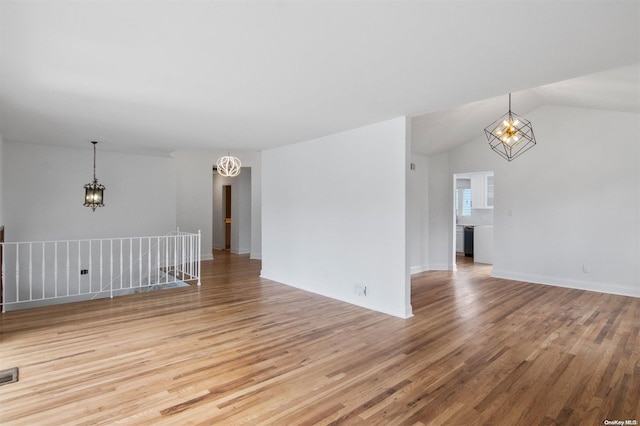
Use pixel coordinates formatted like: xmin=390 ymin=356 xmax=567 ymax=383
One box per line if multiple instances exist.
xmin=484 ymin=93 xmax=536 ymax=161
xmin=216 ymin=153 xmax=242 ymax=177
xmin=83 ymin=141 xmax=105 ymax=211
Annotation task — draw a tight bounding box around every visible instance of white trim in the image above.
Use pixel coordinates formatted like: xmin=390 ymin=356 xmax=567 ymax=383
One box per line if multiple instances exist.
xmin=260 ymin=271 xmax=413 ymax=319
xmin=410 ymin=263 xmax=453 ymax=273
xmin=428 ymin=263 xmax=453 ymax=271
xmin=492 ymin=269 xmax=640 ymax=298
xmin=231 ymin=247 xmax=251 ymax=255
xmin=410 ymin=264 xmax=429 ymax=275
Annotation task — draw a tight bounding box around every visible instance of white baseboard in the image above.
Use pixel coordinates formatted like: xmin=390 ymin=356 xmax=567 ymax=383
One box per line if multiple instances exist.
xmin=410 ymin=265 xmax=429 ymax=275
xmin=230 ymin=248 xmax=251 ymax=255
xmin=429 ymin=263 xmax=453 ymax=271
xmin=410 ymin=263 xmax=454 ymax=275
xmin=492 ymin=269 xmax=640 ymax=298
xmin=259 ymin=271 xmax=412 ymax=319
xmin=211 ymin=245 xmax=254 ymax=257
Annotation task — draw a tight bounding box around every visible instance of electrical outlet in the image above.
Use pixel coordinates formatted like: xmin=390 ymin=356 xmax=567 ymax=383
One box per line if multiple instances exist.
xmin=582 ymin=265 xmax=591 ymax=273
xmin=354 ymin=284 xmax=367 ymax=296
xmin=80 ymin=269 xmax=89 ymax=275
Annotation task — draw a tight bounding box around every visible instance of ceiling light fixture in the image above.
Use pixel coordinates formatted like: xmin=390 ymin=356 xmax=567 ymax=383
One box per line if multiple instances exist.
xmin=216 ymin=153 xmax=241 ymax=177
xmin=83 ymin=141 xmax=105 ymax=211
xmin=484 ymin=93 xmax=536 ymax=161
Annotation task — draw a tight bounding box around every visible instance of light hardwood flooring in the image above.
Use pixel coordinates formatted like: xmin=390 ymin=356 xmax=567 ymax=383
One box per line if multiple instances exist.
xmin=1 ymin=251 xmax=638 ymax=425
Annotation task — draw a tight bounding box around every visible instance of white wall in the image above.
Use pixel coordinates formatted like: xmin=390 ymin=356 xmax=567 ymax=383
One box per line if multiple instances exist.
xmin=236 ymin=168 xmax=252 ymax=254
xmin=408 ymin=154 xmax=429 ymax=273
xmin=3 ymin=142 xmax=177 ymax=242
xmin=433 ymin=105 xmax=640 ymax=297
xmin=427 ymin=151 xmax=453 ymax=270
xmin=212 ymin=173 xmax=231 ymax=250
xmin=262 ymin=117 xmax=412 ymax=318
xmin=173 ymin=150 xmax=261 ymax=260
xmin=212 ymin=168 xmax=252 ymax=254
xmin=0 ymin=131 xmax=4 ymax=228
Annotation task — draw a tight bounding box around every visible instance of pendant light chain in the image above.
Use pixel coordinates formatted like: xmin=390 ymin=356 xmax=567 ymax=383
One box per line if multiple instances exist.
xmin=93 ymin=141 xmax=97 ymax=182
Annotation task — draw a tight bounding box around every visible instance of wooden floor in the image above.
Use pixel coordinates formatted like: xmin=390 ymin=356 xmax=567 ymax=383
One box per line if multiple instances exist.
xmin=1 ymin=252 xmax=638 ymax=425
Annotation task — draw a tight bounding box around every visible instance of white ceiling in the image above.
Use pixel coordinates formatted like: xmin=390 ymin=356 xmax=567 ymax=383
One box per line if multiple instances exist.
xmin=1 ymin=1 xmax=638 ymax=156
xmin=412 ymin=63 xmax=640 ymax=155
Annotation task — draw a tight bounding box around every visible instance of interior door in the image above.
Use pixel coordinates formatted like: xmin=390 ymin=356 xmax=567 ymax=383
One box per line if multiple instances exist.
xmin=224 ymin=185 xmax=231 ymax=250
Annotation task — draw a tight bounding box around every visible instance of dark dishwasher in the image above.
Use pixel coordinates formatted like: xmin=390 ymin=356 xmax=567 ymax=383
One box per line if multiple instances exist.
xmin=464 ymin=226 xmax=474 ymax=257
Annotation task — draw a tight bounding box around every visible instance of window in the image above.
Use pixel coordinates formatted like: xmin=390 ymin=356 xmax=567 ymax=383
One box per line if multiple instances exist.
xmin=456 ymin=188 xmax=472 ymax=216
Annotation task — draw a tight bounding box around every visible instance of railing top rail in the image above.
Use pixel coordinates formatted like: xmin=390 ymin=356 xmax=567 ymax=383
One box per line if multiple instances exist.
xmin=0 ymin=231 xmax=200 ymax=246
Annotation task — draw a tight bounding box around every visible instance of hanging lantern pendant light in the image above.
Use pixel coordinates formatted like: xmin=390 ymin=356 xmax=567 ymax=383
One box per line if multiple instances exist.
xmin=83 ymin=141 xmax=105 ymax=211
xmin=484 ymin=93 xmax=536 ymax=161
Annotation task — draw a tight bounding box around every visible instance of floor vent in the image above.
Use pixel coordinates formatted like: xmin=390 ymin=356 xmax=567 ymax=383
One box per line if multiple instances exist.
xmin=0 ymin=367 xmax=19 ymax=386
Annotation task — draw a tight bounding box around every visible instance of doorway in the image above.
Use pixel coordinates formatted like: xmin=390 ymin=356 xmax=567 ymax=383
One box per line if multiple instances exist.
xmin=223 ymin=185 xmax=231 ymax=250
xmin=452 ymin=171 xmax=494 ymax=270
xmin=212 ymin=168 xmax=252 ymax=254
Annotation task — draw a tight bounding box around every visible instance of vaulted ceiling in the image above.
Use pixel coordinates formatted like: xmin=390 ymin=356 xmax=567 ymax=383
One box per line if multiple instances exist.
xmin=1 ymin=1 xmax=638 ymax=156
xmin=412 ymin=63 xmax=640 ymax=156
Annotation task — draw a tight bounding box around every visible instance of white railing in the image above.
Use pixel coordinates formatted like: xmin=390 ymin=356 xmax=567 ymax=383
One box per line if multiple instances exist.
xmin=1 ymin=229 xmax=201 ymax=312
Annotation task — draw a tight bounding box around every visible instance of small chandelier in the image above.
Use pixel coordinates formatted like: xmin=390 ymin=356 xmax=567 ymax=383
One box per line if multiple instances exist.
xmin=484 ymin=93 xmax=536 ymax=161
xmin=83 ymin=141 xmax=105 ymax=211
xmin=216 ymin=154 xmax=241 ymax=177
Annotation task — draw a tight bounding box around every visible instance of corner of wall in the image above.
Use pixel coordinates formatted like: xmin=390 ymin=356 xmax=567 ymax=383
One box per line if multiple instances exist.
xmin=0 ymin=131 xmax=4 ymax=228
xmin=201 ymin=252 xmax=214 ymax=261
xmin=262 ymin=117 xmax=410 ymax=318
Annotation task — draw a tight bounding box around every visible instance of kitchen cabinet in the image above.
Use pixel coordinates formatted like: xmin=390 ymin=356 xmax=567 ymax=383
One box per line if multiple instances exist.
xmin=471 ymin=172 xmax=494 ymax=209
xmin=474 ymin=225 xmax=493 ymax=264
xmin=485 ymin=175 xmax=494 ymax=208
xmin=471 ymin=175 xmax=484 ymax=209
xmin=456 ymin=225 xmax=464 ymax=253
